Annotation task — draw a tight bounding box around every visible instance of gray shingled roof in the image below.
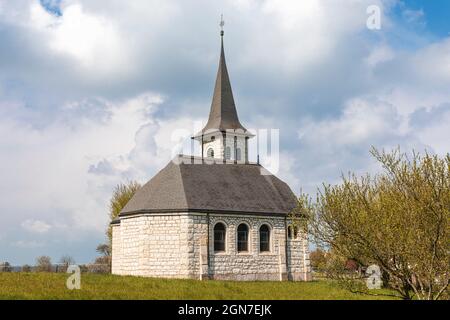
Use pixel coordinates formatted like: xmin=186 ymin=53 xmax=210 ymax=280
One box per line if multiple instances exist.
xmin=201 ymin=35 xmax=247 ymax=134
xmin=120 ymin=159 xmax=297 ymax=216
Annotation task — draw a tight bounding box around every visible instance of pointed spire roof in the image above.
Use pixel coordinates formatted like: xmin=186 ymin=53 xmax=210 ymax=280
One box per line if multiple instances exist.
xmin=201 ymin=29 xmax=247 ymax=133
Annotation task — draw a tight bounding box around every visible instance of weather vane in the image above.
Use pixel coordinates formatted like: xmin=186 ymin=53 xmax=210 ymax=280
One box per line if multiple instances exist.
xmin=220 ymin=14 xmax=225 ymax=36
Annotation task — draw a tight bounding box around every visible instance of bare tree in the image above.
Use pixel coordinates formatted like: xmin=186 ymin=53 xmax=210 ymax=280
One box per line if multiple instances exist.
xmin=21 ymin=264 xmax=32 ymax=273
xmin=88 ymin=256 xmax=111 ymax=274
xmin=59 ymin=255 xmax=75 ymax=272
xmin=96 ymin=244 xmax=110 ymax=257
xmin=0 ymin=262 xmax=12 ymax=272
xmin=35 ymin=256 xmax=52 ymax=272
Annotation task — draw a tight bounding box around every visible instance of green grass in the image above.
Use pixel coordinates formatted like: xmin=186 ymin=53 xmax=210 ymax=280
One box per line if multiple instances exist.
xmin=0 ymin=273 xmax=399 ymax=300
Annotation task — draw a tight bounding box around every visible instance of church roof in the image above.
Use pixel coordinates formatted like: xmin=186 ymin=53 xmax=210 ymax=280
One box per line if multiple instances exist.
xmin=120 ymin=158 xmax=297 ymax=217
xmin=200 ymin=33 xmax=247 ymax=134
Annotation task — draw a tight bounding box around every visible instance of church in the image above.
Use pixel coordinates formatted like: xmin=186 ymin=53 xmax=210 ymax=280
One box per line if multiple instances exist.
xmin=111 ymin=26 xmax=311 ymax=281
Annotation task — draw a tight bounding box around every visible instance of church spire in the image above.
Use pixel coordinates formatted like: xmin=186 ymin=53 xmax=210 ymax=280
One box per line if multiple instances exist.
xmin=201 ymin=16 xmax=247 ymax=133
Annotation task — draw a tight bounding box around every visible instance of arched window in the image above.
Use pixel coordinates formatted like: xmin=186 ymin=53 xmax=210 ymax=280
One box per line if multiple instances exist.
xmin=225 ymin=146 xmax=231 ymax=160
xmin=237 ymin=224 xmax=249 ymax=252
xmin=259 ymin=224 xmax=270 ymax=252
xmin=236 ymin=148 xmax=242 ymax=161
xmin=214 ymin=223 xmax=226 ymax=252
xmin=207 ymin=148 xmax=214 ymax=158
xmin=288 ymin=225 xmax=298 ymax=239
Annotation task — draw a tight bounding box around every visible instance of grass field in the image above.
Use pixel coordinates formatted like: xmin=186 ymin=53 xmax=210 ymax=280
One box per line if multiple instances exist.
xmin=0 ymin=273 xmax=399 ymax=300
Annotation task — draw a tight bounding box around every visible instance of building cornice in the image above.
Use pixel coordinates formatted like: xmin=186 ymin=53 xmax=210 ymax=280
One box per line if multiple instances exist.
xmin=118 ymin=208 xmax=290 ymax=219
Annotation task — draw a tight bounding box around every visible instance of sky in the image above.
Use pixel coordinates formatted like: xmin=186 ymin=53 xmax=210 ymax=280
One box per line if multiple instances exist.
xmin=0 ymin=0 xmax=449 ymax=265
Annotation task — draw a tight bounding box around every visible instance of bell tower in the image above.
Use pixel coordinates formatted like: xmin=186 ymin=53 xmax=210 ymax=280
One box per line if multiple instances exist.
xmin=193 ymin=16 xmax=254 ymax=163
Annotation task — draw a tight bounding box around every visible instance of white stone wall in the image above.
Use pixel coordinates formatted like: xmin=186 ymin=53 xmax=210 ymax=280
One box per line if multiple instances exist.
xmin=203 ymin=137 xmax=221 ymax=159
xmin=111 ymin=224 xmax=121 ymax=274
xmin=287 ymin=232 xmax=312 ymax=281
xmin=111 ymin=212 xmax=311 ymax=281
xmin=112 ymin=214 xmax=192 ymax=278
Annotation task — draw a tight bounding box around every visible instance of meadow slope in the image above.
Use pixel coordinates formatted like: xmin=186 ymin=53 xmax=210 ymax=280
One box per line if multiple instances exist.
xmin=0 ymin=273 xmax=399 ymax=300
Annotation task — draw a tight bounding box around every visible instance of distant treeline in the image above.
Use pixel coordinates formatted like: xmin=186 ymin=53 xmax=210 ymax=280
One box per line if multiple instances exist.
xmin=0 ymin=263 xmax=110 ymax=273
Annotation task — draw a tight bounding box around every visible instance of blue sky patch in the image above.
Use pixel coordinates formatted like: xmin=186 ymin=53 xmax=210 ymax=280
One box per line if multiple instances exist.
xmin=40 ymin=0 xmax=62 ymax=17
xmin=397 ymin=0 xmax=450 ymax=38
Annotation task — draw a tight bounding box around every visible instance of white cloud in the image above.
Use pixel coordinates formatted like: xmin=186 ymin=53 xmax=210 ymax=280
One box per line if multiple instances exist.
xmin=366 ymin=45 xmax=395 ymax=67
xmin=411 ymin=38 xmax=450 ymax=83
xmin=235 ymin=0 xmax=387 ymax=73
xmin=29 ymin=2 xmax=128 ymax=75
xmin=409 ymin=104 xmax=450 ymax=155
xmin=21 ymin=219 xmax=52 ymax=234
xmin=300 ymin=97 xmax=404 ymax=146
xmin=0 ymin=90 xmax=206 ymax=248
xmin=0 ymin=93 xmax=164 ymax=234
xmin=292 ymin=91 xmax=450 ymax=196
xmin=0 ymin=0 xmax=390 ymax=89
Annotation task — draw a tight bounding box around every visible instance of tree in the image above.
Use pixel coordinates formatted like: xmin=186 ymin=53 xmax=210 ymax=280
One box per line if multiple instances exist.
xmin=21 ymin=264 xmax=32 ymax=273
xmin=307 ymin=148 xmax=449 ymax=300
xmin=106 ymin=181 xmax=141 ymax=246
xmin=0 ymin=262 xmax=12 ymax=272
xmin=288 ymin=192 xmax=312 ymax=241
xmin=309 ymin=249 xmax=328 ymax=272
xmin=60 ymin=255 xmax=75 ymax=266
xmin=88 ymin=256 xmax=111 ymax=274
xmin=59 ymin=255 xmax=75 ymax=272
xmin=94 ymin=181 xmax=141 ymax=273
xmin=96 ymin=244 xmax=110 ymax=257
xmin=35 ymin=256 xmax=52 ymax=272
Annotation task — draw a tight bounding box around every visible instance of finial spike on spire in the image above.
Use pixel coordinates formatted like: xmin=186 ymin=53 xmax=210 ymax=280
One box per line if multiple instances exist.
xmin=220 ymin=14 xmax=225 ymax=37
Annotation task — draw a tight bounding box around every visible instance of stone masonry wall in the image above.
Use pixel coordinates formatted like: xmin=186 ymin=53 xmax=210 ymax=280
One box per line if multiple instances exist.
xmin=112 ymin=214 xmax=191 ymax=278
xmin=188 ymin=214 xmax=310 ymax=281
xmin=111 ymin=213 xmax=311 ymax=281
xmin=111 ymin=224 xmax=121 ymax=274
xmin=287 ymin=232 xmax=312 ymax=281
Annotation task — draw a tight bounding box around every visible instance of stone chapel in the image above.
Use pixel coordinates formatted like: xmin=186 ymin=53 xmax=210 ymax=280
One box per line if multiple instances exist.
xmin=111 ymin=26 xmax=311 ymax=281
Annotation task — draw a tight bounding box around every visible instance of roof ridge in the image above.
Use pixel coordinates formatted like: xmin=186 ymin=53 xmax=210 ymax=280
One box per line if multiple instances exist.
xmin=176 ymin=162 xmax=190 ymax=209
